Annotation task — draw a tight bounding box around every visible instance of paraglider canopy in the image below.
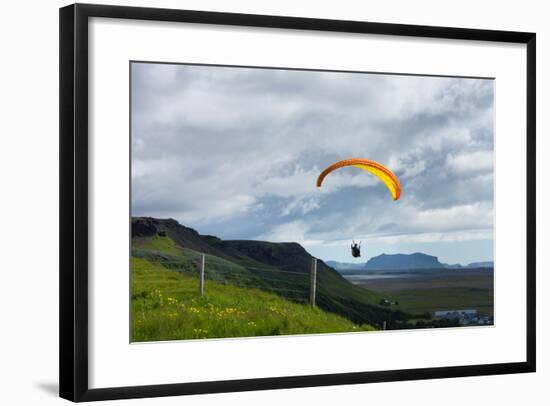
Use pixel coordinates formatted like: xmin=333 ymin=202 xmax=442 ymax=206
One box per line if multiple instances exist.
xmin=316 ymin=158 xmax=401 ymax=200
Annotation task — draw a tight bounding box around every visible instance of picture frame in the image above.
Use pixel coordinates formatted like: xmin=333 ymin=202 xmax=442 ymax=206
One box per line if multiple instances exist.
xmin=59 ymin=3 xmax=536 ymax=402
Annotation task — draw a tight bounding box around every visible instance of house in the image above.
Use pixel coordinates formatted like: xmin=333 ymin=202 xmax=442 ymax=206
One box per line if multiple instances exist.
xmin=434 ymin=309 xmax=477 ymax=319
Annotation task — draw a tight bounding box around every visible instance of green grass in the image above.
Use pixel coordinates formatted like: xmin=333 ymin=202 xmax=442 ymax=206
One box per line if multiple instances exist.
xmin=132 ymin=234 xmax=184 ymax=255
xmin=390 ymin=287 xmax=494 ymax=316
xmin=132 ymin=234 xmax=410 ymax=328
xmin=131 ymin=257 xmax=375 ymax=342
xmin=352 ymin=273 xmax=494 ymax=318
xmin=133 ymin=236 xmax=263 ymax=287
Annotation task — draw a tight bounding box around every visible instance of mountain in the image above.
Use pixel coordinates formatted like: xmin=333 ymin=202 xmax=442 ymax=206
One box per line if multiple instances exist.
xmin=443 ymin=262 xmax=494 ymax=269
xmin=329 ymin=253 xmax=494 ymax=272
xmin=466 ymin=261 xmax=494 ymax=268
xmin=444 ymin=263 xmax=464 ymax=269
xmin=131 ymin=217 xmax=410 ymax=327
xmin=365 ymin=252 xmax=444 ymax=270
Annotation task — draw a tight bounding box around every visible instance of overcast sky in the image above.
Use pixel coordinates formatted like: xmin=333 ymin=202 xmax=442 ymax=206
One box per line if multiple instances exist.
xmin=131 ymin=62 xmax=494 ymax=265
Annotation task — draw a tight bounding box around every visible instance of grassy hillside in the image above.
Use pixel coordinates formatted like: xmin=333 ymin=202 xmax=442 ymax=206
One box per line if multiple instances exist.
xmin=132 ymin=217 xmax=412 ymax=328
xmin=132 ymin=257 xmax=375 ymax=341
xmin=132 ymin=219 xmax=412 ymax=329
xmin=133 ymin=234 xmax=263 ymax=288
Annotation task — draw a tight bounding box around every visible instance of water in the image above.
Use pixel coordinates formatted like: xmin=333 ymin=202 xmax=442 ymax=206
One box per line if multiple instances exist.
xmin=345 ymin=273 xmax=413 ymax=281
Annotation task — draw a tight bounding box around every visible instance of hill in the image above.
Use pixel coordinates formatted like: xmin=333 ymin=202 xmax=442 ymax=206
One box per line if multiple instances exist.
xmin=131 ymin=217 xmax=410 ymax=328
xmin=132 ymin=257 xmax=375 ymax=341
xmin=466 ymin=261 xmax=494 ymax=268
xmin=365 ymin=252 xmax=444 ymax=270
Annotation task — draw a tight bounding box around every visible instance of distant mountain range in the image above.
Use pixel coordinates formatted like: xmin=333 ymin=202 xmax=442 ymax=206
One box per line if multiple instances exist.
xmin=327 ymin=253 xmax=493 ymax=272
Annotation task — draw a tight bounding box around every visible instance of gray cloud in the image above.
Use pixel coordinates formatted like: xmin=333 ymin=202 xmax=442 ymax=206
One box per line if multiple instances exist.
xmin=131 ymin=62 xmax=494 ymax=260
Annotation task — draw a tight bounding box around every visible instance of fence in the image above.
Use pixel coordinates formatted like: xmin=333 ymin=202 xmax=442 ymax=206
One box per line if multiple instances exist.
xmin=191 ymin=253 xmax=319 ymax=306
xmin=139 ymin=253 xmax=389 ymax=329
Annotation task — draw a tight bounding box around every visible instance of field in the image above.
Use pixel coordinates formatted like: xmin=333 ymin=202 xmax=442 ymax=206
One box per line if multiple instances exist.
xmin=350 ymin=272 xmax=494 ymax=316
xmin=131 ymin=257 xmax=375 ymax=342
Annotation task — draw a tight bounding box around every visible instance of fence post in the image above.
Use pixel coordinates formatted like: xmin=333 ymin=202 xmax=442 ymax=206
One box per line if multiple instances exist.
xmin=199 ymin=253 xmax=205 ymax=296
xmin=382 ymin=321 xmax=386 ymax=330
xmin=310 ymin=258 xmax=317 ymax=306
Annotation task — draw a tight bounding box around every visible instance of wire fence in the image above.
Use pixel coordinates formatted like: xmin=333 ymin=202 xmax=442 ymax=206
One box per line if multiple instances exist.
xmin=135 ymin=249 xmax=394 ymax=329
xmin=151 ymin=252 xmax=320 ymax=306
xmin=134 ymin=244 xmax=323 ymax=305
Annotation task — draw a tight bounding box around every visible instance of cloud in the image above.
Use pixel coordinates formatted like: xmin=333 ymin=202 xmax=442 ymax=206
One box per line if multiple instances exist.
xmin=131 ymin=62 xmax=494 ymax=256
xmin=446 ymin=150 xmax=494 ymax=174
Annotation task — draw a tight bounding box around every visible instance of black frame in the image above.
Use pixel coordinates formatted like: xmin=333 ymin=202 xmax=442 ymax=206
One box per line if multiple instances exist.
xmin=60 ymin=3 xmax=536 ymax=402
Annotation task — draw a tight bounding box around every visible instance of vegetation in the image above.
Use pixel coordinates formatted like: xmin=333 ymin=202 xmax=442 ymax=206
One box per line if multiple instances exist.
xmin=131 ymin=224 xmax=411 ymax=328
xmin=131 ymin=257 xmax=375 ymax=341
xmin=354 ymin=274 xmax=494 ymax=316
xmin=390 ymin=287 xmax=494 ymax=316
xmin=133 ymin=235 xmax=262 ymax=287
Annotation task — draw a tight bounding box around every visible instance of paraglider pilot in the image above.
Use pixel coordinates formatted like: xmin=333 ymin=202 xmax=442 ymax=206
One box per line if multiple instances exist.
xmin=351 ymin=240 xmax=361 ymax=258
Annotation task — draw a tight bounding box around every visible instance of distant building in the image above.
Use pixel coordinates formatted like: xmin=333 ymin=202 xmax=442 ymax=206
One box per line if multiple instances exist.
xmin=433 ymin=309 xmax=493 ymax=326
xmin=434 ymin=309 xmax=477 ymax=318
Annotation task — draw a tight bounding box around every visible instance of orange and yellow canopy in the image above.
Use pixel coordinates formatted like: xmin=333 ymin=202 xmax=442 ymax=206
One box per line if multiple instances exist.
xmin=316 ymin=158 xmax=401 ymax=200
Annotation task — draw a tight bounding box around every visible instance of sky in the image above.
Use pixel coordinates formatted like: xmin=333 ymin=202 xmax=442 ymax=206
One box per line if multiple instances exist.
xmin=131 ymin=62 xmax=494 ymax=265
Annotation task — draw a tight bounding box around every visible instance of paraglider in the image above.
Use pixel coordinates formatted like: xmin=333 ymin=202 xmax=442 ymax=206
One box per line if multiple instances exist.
xmin=316 ymin=158 xmax=401 ymax=258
